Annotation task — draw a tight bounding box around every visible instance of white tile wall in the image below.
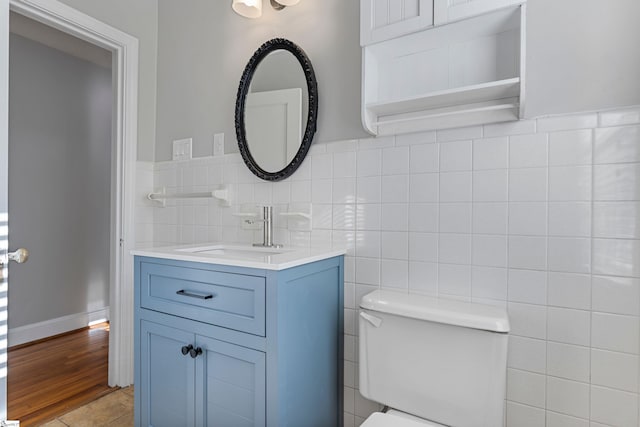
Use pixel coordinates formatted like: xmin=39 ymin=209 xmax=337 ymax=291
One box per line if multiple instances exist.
xmin=142 ymin=107 xmax=640 ymax=427
xmin=134 ymin=161 xmax=155 ymax=248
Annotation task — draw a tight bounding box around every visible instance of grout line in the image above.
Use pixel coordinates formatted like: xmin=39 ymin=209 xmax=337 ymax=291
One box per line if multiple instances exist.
xmin=589 ymin=126 xmax=596 ymax=424
xmin=505 ymin=131 xmax=512 ymax=415
xmin=544 ymin=130 xmax=551 ymax=425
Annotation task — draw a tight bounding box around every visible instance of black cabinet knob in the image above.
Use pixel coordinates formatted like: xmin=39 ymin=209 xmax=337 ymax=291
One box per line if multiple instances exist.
xmin=189 ymin=347 xmax=203 ymax=359
xmin=181 ymin=344 xmax=194 ymax=355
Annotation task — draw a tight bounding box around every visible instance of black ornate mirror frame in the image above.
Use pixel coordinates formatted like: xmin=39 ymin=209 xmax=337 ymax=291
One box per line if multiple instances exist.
xmin=235 ymin=38 xmax=318 ymax=181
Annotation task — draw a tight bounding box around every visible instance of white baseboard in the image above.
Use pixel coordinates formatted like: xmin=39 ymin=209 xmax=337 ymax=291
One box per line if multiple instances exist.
xmin=8 ymin=307 xmax=110 ymax=347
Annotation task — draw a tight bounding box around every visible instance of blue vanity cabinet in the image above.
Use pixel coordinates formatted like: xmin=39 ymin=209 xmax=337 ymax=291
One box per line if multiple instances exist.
xmin=134 ymin=255 xmax=344 ymax=427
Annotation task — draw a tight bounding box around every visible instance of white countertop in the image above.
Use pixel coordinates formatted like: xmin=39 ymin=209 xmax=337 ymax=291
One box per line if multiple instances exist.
xmin=131 ymin=243 xmax=346 ymax=271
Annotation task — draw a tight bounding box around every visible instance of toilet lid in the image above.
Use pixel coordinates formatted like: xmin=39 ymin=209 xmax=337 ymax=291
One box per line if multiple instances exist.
xmin=361 ymin=412 xmax=444 ymax=427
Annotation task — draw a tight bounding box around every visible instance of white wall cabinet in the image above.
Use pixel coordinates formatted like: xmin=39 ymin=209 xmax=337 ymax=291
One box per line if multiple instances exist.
xmin=361 ymin=0 xmax=434 ymax=46
xmin=434 ymin=0 xmax=525 ymax=26
xmin=361 ymin=0 xmax=524 ymax=46
xmin=361 ymin=0 xmax=526 ymax=136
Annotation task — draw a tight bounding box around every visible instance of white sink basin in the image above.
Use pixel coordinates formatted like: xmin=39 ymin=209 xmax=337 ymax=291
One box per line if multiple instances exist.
xmin=132 ymin=242 xmax=346 ymax=270
xmin=176 ymin=244 xmax=288 ymax=260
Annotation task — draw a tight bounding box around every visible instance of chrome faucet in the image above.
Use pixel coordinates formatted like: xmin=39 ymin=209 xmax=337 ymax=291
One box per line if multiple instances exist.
xmin=246 ymin=206 xmax=282 ymax=248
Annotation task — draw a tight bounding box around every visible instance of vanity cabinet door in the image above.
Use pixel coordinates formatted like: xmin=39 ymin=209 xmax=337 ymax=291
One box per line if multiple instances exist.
xmin=139 ymin=320 xmax=196 ymax=427
xmin=196 ymin=335 xmax=266 ymax=427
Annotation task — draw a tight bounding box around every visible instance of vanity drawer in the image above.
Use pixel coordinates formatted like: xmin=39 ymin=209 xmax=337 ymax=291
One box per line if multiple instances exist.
xmin=139 ymin=262 xmax=266 ymax=336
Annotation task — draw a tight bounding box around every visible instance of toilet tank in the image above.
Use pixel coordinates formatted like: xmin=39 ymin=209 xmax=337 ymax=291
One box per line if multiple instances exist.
xmin=359 ymin=291 xmax=510 ymax=427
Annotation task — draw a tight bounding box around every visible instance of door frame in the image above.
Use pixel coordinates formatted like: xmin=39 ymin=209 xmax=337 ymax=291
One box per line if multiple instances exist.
xmin=6 ymin=0 xmax=138 ymax=393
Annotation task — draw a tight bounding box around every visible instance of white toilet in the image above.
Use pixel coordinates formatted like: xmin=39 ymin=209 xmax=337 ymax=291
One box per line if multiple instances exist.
xmin=358 ymin=290 xmax=510 ymax=427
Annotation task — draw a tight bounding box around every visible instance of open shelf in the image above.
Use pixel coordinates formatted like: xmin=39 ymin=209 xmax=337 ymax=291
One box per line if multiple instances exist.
xmin=374 ymin=99 xmax=519 ymax=135
xmin=367 ymin=77 xmax=520 ymax=116
xmin=362 ymin=4 xmax=526 ymax=135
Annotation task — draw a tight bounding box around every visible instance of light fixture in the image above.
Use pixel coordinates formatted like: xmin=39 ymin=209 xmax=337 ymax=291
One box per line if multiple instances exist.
xmin=232 ymin=0 xmax=301 ymax=19
xmin=232 ymin=0 xmax=262 ymax=19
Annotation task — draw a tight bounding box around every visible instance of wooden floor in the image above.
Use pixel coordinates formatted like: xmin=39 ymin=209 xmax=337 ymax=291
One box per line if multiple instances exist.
xmin=8 ymin=323 xmax=114 ymax=426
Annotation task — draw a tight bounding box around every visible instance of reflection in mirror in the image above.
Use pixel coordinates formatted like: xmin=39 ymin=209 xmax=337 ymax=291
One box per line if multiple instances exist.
xmin=245 ymin=50 xmax=308 ymax=173
xmin=235 ymin=38 xmax=318 ymax=182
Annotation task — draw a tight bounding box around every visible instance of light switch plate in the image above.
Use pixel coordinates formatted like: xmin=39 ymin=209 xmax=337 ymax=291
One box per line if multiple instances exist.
xmin=213 ymin=133 xmax=225 ymax=156
xmin=172 ymin=138 xmax=192 ymax=161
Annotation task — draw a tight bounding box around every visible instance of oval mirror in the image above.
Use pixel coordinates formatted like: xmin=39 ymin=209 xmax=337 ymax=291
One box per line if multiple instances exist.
xmin=235 ymin=38 xmax=318 ymax=181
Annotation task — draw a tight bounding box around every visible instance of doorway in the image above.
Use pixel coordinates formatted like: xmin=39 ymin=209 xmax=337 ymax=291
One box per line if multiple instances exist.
xmin=7 ymin=12 xmax=112 ymax=422
xmin=8 ymin=11 xmax=113 ymax=348
xmin=0 ymin=0 xmax=139 ymax=421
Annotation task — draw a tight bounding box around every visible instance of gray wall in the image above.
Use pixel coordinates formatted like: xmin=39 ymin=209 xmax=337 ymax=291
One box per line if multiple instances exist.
xmin=57 ymin=0 xmax=158 ymax=162
xmin=8 ymin=34 xmax=112 ymax=329
xmin=154 ymin=0 xmax=640 ymax=161
xmin=526 ymin=0 xmax=640 ymax=117
xmin=155 ymin=0 xmax=363 ymax=161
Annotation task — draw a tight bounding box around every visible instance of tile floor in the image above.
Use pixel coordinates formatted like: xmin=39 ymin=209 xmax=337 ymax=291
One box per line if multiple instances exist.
xmin=40 ymin=387 xmax=133 ymax=427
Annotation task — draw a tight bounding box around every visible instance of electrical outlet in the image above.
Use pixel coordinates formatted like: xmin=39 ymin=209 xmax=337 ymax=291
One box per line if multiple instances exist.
xmin=213 ymin=133 xmax=225 ymax=156
xmin=172 ymin=138 xmax=192 ymax=161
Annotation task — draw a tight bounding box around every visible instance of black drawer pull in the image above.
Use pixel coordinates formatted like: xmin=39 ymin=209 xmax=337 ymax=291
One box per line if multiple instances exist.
xmin=176 ymin=290 xmax=214 ymax=300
